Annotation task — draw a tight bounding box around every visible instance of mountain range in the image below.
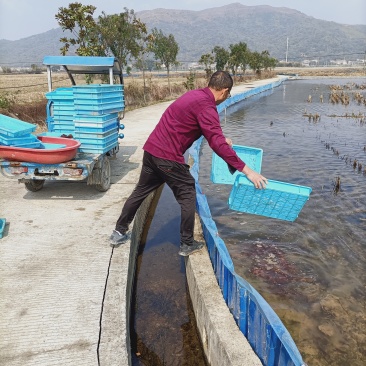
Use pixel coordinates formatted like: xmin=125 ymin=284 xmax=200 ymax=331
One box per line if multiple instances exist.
xmin=1 ymin=3 xmax=365 ymax=67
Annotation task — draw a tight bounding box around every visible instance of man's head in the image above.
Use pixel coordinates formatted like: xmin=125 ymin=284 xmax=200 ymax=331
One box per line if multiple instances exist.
xmin=208 ymin=70 xmax=233 ymax=105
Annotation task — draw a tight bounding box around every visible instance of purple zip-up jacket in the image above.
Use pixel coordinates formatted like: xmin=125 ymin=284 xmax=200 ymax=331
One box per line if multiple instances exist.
xmin=143 ymin=87 xmax=246 ymax=172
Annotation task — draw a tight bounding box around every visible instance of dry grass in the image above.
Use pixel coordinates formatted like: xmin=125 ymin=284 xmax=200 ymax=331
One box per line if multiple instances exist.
xmin=0 ymin=69 xmax=277 ymax=127
xmin=0 ymin=72 xmax=206 ymax=105
xmin=278 ymin=66 xmax=366 ymax=78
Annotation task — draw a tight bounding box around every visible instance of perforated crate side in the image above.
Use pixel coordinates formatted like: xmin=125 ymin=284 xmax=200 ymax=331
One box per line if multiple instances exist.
xmin=228 ymin=176 xmax=312 ymax=221
xmin=0 ymin=115 xmax=36 ymax=137
xmin=72 ymin=84 xmax=123 ymax=94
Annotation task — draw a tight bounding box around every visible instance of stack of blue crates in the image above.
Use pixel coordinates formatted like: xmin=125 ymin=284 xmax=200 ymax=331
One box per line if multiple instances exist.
xmin=73 ymin=85 xmax=124 ymax=154
xmin=46 ymin=88 xmax=74 ymax=135
xmin=0 ymin=114 xmax=41 ymax=148
xmin=45 ymin=84 xmax=124 ymax=154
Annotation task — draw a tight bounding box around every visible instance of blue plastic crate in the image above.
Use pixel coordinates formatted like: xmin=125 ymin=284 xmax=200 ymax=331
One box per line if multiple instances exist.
xmin=0 ymin=115 xmax=36 ymax=137
xmin=77 ymin=131 xmax=118 ymax=147
xmin=73 ymin=84 xmax=123 ymax=94
xmin=228 ymin=175 xmax=312 ymax=222
xmin=75 ymin=125 xmax=117 ymax=139
xmin=0 ymin=218 xmax=6 ymax=239
xmin=74 ymin=92 xmax=124 ymax=101
xmin=73 ymin=113 xmax=118 ymax=123
xmin=53 ymin=116 xmax=75 ymax=124
xmin=0 ymin=133 xmax=38 ymax=146
xmin=73 ymin=89 xmax=124 ymax=99
xmin=45 ymin=88 xmax=73 ymax=100
xmin=74 ymin=119 xmax=118 ymax=133
xmin=53 ymin=113 xmax=74 ymax=119
xmin=47 ymin=100 xmax=74 ymax=106
xmin=13 ymin=140 xmax=43 ymax=148
xmin=53 ymin=113 xmax=75 ymax=120
xmin=53 ymin=105 xmax=75 ymax=112
xmin=78 ymin=140 xmax=118 ymax=154
xmin=52 ymin=122 xmax=75 ymax=130
xmin=52 ymin=116 xmax=74 ymax=122
xmin=46 ymin=100 xmax=73 ymax=108
xmin=74 ymin=96 xmax=123 ymax=106
xmin=211 ymin=145 xmax=263 ymax=184
xmin=74 ymin=101 xmax=124 ymax=115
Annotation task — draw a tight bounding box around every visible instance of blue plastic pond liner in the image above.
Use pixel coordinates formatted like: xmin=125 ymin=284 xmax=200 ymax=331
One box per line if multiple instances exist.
xmin=0 ymin=218 xmax=6 ymax=239
xmin=188 ymin=78 xmax=307 ymax=366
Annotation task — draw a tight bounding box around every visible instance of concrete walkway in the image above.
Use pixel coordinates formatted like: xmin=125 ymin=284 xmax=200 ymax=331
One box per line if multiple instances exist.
xmin=0 ymin=78 xmax=280 ymax=366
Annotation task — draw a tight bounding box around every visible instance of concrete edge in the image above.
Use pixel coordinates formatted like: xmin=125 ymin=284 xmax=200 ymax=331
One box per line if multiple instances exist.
xmin=186 ymin=215 xmax=262 ymax=366
xmin=100 ymin=188 xmax=161 ymax=366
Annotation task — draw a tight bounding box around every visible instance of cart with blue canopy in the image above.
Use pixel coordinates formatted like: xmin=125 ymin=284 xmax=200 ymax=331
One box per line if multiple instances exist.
xmin=0 ymin=56 xmax=125 ymax=192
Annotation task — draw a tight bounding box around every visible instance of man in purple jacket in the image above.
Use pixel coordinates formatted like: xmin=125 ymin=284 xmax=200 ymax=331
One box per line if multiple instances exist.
xmin=110 ymin=71 xmax=267 ymax=255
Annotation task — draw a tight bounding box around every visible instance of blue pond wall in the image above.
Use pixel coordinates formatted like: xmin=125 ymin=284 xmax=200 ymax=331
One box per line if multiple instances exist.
xmin=189 ymin=78 xmax=307 ymax=366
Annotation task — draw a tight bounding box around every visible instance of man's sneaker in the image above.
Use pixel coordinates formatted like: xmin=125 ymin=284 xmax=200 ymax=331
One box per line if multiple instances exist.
xmin=109 ymin=230 xmax=130 ymax=246
xmin=178 ymin=240 xmax=205 ymax=256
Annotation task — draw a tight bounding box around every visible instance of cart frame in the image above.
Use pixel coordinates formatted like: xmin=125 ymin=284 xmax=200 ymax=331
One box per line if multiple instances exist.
xmin=0 ymin=56 xmax=125 ymax=192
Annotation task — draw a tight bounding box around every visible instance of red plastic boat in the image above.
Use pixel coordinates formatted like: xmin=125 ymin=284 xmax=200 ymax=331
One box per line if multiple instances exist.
xmin=0 ymin=136 xmax=81 ymax=164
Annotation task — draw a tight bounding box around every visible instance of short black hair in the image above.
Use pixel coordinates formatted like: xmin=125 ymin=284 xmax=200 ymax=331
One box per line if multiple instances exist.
xmin=208 ymin=70 xmax=233 ymax=91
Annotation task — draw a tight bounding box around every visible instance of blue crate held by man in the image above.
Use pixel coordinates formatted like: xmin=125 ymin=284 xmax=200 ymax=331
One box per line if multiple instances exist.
xmin=228 ymin=175 xmax=312 ymax=221
xmin=211 ymin=144 xmax=263 ymax=184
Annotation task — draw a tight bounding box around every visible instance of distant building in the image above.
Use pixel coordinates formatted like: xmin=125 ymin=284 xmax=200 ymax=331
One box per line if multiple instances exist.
xmin=330 ymin=59 xmax=348 ymax=66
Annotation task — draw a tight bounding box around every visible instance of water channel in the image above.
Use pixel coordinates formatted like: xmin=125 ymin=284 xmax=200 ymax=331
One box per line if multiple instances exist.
xmin=198 ymin=78 xmax=366 ymax=366
xmin=130 ymin=185 xmax=208 ymax=366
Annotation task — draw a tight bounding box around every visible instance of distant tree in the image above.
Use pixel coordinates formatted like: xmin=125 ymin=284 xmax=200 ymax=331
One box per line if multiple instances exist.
xmin=248 ymin=51 xmax=263 ymax=75
xmin=55 ymin=2 xmax=103 ymax=56
xmin=212 ymin=46 xmax=229 ymax=71
xmin=183 ymin=70 xmax=196 ymax=91
xmin=132 ymin=19 xmax=155 ymax=104
xmin=228 ymin=42 xmax=250 ymax=76
xmin=248 ymin=50 xmax=277 ymax=75
xmin=30 ymin=64 xmax=41 ymax=73
xmin=261 ymin=50 xmax=277 ymax=70
xmin=145 ymin=59 xmax=156 ymax=72
xmin=1 ymin=66 xmax=12 ymax=74
xmin=149 ymin=28 xmax=179 ymax=94
xmin=97 ymin=9 xmax=146 ymax=72
xmin=198 ymin=53 xmax=215 ymax=79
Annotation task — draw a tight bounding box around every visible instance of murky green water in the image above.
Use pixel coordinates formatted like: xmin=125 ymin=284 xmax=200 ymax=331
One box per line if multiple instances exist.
xmin=198 ymin=78 xmax=366 ymax=366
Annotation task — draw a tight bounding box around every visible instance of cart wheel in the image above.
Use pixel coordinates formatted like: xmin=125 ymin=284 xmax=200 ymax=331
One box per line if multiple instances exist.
xmin=24 ymin=180 xmax=45 ymax=192
xmin=94 ymin=156 xmax=111 ymax=192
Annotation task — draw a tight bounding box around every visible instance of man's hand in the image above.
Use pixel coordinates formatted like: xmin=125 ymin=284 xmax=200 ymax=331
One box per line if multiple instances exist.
xmin=225 ymin=137 xmax=233 ymax=147
xmin=242 ymin=165 xmax=267 ymax=189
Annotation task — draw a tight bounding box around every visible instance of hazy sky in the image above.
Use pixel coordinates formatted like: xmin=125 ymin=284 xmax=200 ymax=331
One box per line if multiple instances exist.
xmin=1 ymin=0 xmax=365 ymax=41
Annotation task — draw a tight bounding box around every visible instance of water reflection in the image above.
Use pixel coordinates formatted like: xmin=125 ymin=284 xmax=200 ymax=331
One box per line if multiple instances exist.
xmin=199 ymin=78 xmax=366 ymax=366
